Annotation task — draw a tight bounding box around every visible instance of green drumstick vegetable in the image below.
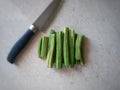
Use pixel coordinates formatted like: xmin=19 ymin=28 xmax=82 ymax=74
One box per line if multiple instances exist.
xmin=46 ymin=34 xmax=56 ymax=68
xmin=38 ymin=37 xmax=42 ymax=58
xmin=63 ymin=27 xmax=70 ymax=67
xmin=75 ymin=34 xmax=84 ymax=64
xmin=69 ymin=29 xmax=75 ymax=67
xmin=56 ymin=31 xmax=63 ymax=69
xmin=41 ymin=36 xmax=48 ymax=59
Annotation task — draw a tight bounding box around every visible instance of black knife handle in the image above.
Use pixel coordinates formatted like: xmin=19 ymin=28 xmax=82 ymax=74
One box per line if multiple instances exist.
xmin=7 ymin=29 xmax=35 ymax=64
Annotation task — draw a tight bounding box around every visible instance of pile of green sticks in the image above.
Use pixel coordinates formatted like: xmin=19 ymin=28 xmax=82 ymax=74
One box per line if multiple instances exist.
xmin=38 ymin=27 xmax=84 ymax=69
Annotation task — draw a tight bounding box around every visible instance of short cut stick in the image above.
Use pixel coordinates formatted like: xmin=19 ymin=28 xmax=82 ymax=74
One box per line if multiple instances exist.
xmin=63 ymin=27 xmax=70 ymax=67
xmin=46 ymin=34 xmax=56 ymax=68
xmin=75 ymin=34 xmax=84 ymax=64
xmin=56 ymin=31 xmax=63 ymax=69
xmin=41 ymin=36 xmax=48 ymax=59
xmin=69 ymin=29 xmax=75 ymax=67
xmin=38 ymin=37 xmax=42 ymax=58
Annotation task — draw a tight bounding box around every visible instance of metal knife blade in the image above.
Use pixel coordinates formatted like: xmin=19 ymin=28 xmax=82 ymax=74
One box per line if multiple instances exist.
xmin=7 ymin=0 xmax=62 ymax=64
xmin=33 ymin=0 xmax=62 ymax=31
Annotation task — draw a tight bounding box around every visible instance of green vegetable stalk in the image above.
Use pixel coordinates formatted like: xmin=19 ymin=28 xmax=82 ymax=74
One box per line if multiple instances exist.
xmin=41 ymin=36 xmax=48 ymax=59
xmin=75 ymin=34 xmax=84 ymax=64
xmin=56 ymin=31 xmax=63 ymax=69
xmin=38 ymin=37 xmax=42 ymax=58
xmin=46 ymin=34 xmax=56 ymax=68
xmin=48 ymin=29 xmax=55 ymax=52
xmin=48 ymin=29 xmax=56 ymax=63
xmin=63 ymin=27 xmax=70 ymax=67
xmin=69 ymin=29 xmax=75 ymax=67
xmin=50 ymin=29 xmax=55 ymax=34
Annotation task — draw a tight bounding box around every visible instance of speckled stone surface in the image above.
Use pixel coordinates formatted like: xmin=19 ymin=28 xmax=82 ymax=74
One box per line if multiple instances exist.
xmin=0 ymin=0 xmax=120 ymax=90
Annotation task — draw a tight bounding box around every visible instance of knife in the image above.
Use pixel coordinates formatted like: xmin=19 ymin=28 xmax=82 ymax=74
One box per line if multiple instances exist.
xmin=7 ymin=0 xmax=62 ymax=64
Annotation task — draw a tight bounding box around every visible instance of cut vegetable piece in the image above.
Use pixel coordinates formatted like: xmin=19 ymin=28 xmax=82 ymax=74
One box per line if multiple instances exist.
xmin=63 ymin=27 xmax=70 ymax=67
xmin=38 ymin=37 xmax=42 ymax=58
xmin=56 ymin=31 xmax=63 ymax=69
xmin=48 ymin=29 xmax=56 ymax=51
xmin=50 ymin=29 xmax=55 ymax=34
xmin=46 ymin=34 xmax=55 ymax=68
xmin=75 ymin=34 xmax=84 ymax=64
xmin=50 ymin=29 xmax=56 ymax=63
xmin=41 ymin=36 xmax=48 ymax=59
xmin=69 ymin=29 xmax=75 ymax=67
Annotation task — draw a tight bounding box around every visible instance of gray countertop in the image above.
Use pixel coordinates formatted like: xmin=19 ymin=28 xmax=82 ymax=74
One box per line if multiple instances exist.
xmin=0 ymin=0 xmax=120 ymax=90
